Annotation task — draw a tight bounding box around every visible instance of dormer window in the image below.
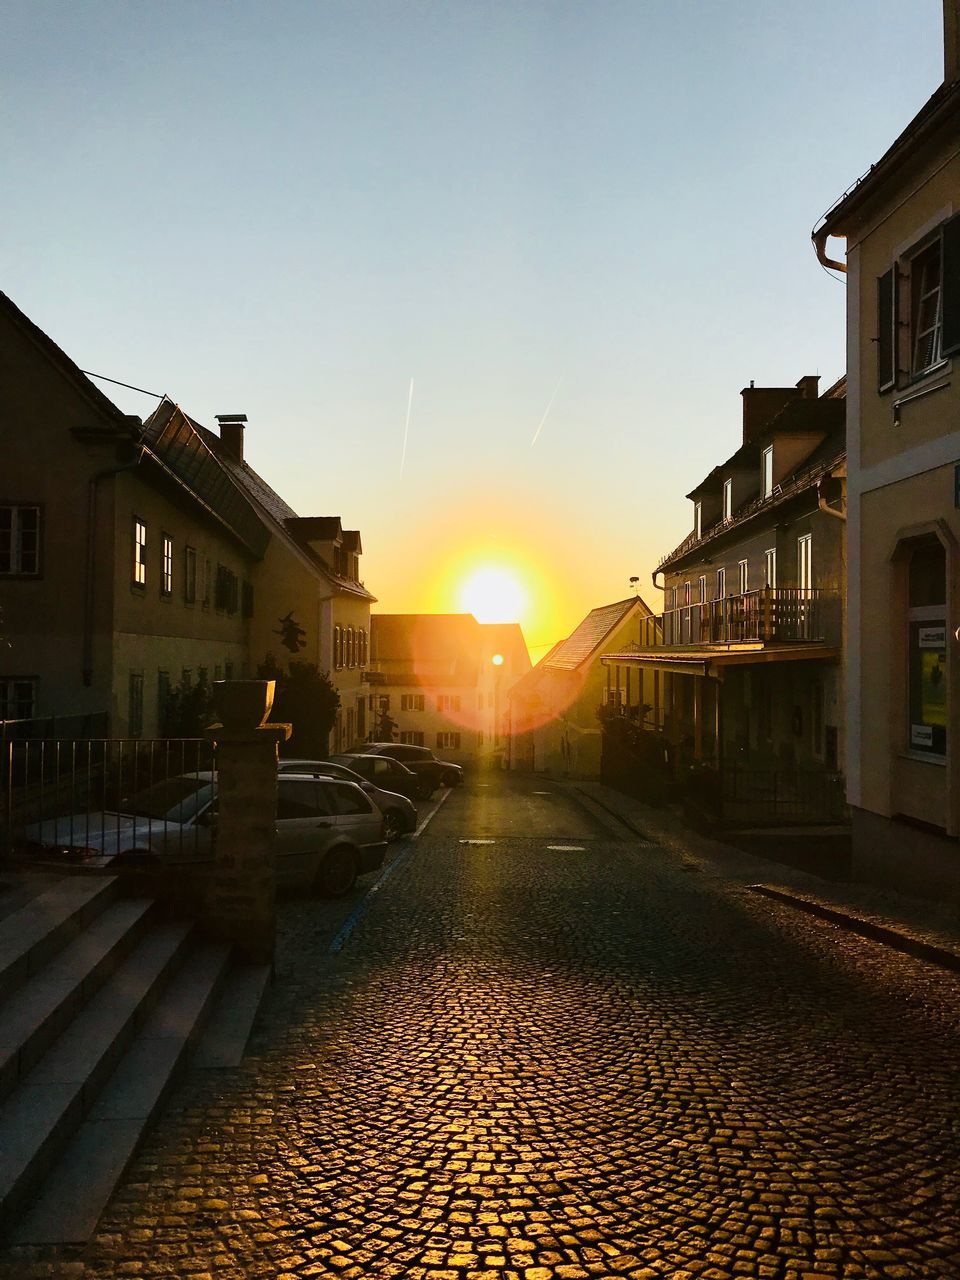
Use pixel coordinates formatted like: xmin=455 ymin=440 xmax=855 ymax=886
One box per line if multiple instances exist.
xmin=694 ymin=501 xmax=702 ymax=539
xmin=762 ymin=446 xmax=773 ymax=498
xmin=723 ymin=479 xmax=733 ymax=522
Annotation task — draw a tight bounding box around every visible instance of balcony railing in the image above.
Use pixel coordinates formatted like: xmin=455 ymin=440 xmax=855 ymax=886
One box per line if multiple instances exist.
xmin=639 ymin=588 xmax=837 ymax=648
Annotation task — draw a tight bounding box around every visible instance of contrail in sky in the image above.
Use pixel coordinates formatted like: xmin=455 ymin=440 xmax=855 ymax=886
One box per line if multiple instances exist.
xmin=530 ymin=378 xmax=562 ymax=447
xmin=400 ymin=378 xmax=414 ymax=475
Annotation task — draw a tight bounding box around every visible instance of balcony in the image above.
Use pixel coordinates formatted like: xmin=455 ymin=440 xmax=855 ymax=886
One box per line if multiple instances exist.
xmin=640 ymin=588 xmax=839 ymax=649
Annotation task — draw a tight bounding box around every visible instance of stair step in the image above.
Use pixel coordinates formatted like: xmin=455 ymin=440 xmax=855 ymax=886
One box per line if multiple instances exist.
xmin=0 ymin=877 xmax=117 ymax=1002
xmin=193 ymin=963 xmax=271 ymax=1069
xmin=13 ymin=941 xmax=230 ymax=1244
xmin=0 ymin=921 xmax=192 ymax=1231
xmin=0 ymin=898 xmax=155 ymax=1100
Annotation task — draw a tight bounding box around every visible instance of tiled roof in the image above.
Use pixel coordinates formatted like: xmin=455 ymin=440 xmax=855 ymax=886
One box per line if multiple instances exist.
xmin=541 ymin=599 xmax=641 ymax=672
xmin=192 ymin=421 xmax=298 ymax=525
xmin=287 ymin=516 xmax=342 ymax=541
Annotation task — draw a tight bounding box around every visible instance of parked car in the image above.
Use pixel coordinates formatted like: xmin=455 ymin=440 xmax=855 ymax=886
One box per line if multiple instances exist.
xmin=328 ymin=751 xmax=432 ymax=801
xmin=353 ymin=742 xmax=463 ymax=789
xmin=23 ymin=772 xmax=385 ymax=897
xmin=278 ymin=758 xmax=417 ymax=842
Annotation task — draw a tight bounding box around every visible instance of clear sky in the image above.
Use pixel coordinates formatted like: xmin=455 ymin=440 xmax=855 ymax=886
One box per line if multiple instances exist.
xmin=2 ymin=1 xmax=945 ymax=660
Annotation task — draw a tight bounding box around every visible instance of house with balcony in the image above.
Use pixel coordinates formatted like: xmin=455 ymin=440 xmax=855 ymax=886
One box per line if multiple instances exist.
xmin=365 ymin=614 xmax=530 ymax=764
xmin=811 ymin=0 xmax=960 ymax=896
xmin=602 ymin=374 xmax=846 ymax=824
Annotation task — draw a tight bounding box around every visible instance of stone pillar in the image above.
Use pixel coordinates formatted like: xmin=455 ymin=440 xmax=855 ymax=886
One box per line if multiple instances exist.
xmin=206 ymin=680 xmax=291 ymax=964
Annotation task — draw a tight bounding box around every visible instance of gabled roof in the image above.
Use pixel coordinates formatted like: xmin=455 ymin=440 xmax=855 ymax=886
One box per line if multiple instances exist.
xmin=0 ymin=289 xmax=140 ymax=433
xmin=286 ymin=516 xmax=342 ymax=542
xmin=540 ymin=598 xmax=646 ymax=672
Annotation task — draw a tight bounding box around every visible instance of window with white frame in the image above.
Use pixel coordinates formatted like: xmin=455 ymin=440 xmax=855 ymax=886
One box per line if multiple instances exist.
xmin=698 ymin=574 xmax=706 ymax=603
xmin=683 ymin=582 xmax=691 ymax=606
xmin=161 ymin=534 xmax=173 ymax=597
xmin=133 ymin=517 xmax=147 ymax=586
xmin=694 ymin=501 xmax=702 ymax=538
xmin=877 ymin=214 xmax=960 ymax=391
xmin=437 ymin=694 xmax=461 ymax=713
xmin=797 ymin=534 xmax=813 ymax=593
xmin=401 ymin=693 xmax=425 ymax=711
xmin=0 ymin=505 xmax=40 ymax=575
xmin=333 ymin=625 xmax=342 ymax=669
xmin=738 ymin=559 xmax=748 ymax=595
xmin=762 ymin=446 xmax=773 ymax=498
xmin=723 ymin=478 xmax=733 ymax=521
xmin=764 ymin=548 xmax=777 ymax=588
xmin=400 ymin=730 xmax=423 ymax=746
xmin=0 ymin=677 xmax=36 ymax=721
xmin=436 ymin=732 xmax=461 ymax=750
xmin=717 ymin=566 xmax=726 ymax=598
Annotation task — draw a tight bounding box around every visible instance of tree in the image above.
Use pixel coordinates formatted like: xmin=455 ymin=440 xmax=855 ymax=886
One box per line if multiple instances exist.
xmin=257 ymin=654 xmax=340 ymax=757
xmin=161 ymin=671 xmax=214 ymax=738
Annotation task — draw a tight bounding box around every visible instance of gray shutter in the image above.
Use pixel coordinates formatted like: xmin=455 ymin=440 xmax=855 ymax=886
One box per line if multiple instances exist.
xmin=877 ymin=267 xmax=896 ymax=392
xmin=941 ymin=213 xmax=960 ymax=358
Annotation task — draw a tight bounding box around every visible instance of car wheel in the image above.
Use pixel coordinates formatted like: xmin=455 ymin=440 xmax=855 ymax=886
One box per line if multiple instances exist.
xmin=416 ymin=781 xmax=435 ymax=800
xmin=314 ymin=845 xmax=359 ymax=897
xmin=383 ymin=810 xmax=404 ymax=842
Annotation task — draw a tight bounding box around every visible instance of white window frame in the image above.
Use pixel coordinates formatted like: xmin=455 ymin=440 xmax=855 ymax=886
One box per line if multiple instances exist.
xmin=738 ymin=559 xmax=748 ymax=595
xmin=909 ymin=237 xmax=943 ymax=376
xmin=764 ymin=548 xmax=777 ymax=589
xmin=723 ymin=479 xmax=733 ymax=522
xmin=717 ymin=566 xmax=726 ymax=598
xmin=161 ymin=534 xmax=173 ymax=597
xmin=761 ymin=446 xmax=773 ymax=498
xmin=798 ymin=534 xmax=813 ymax=593
xmin=133 ymin=517 xmax=147 ymax=587
xmin=0 ymin=505 xmax=41 ymax=575
xmin=698 ymin=574 xmax=706 ymax=603
xmin=694 ymin=501 xmax=702 ymax=539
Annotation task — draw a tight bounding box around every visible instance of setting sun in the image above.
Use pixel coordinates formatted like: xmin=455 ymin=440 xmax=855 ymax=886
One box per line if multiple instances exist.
xmin=458 ymin=565 xmax=528 ymax=624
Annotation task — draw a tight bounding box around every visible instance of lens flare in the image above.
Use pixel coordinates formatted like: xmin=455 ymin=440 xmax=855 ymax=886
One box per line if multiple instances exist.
xmin=458 ymin=566 xmax=527 ymax=624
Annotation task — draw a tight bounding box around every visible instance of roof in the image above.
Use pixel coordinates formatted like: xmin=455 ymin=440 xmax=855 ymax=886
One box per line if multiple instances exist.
xmin=0 ymin=289 xmax=140 ymax=433
xmin=369 ymin=614 xmax=485 ymax=688
xmin=816 ymin=79 xmax=960 ymax=238
xmin=540 ymin=599 xmax=645 ymax=672
xmin=286 ymin=516 xmax=342 ymax=542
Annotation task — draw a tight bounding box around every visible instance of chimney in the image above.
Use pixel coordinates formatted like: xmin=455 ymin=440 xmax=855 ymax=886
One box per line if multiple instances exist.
xmin=946 ymin=0 xmax=960 ymax=83
xmin=216 ymin=413 xmax=247 ymax=462
xmin=795 ymin=374 xmax=820 ymax=400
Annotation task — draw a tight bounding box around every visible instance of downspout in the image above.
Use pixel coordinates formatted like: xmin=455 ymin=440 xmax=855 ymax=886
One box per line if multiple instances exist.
xmin=83 ymin=449 xmax=145 ymax=685
xmin=817 ymin=466 xmax=847 ymax=521
xmin=812 ymin=226 xmax=847 ymax=274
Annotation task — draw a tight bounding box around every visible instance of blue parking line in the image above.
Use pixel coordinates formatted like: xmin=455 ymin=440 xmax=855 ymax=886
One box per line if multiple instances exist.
xmin=327 ymin=789 xmax=451 ymax=955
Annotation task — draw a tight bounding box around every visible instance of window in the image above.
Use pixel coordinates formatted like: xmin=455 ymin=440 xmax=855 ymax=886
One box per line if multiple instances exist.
xmin=133 ymin=517 xmax=147 ymax=586
xmin=437 ymin=694 xmax=461 ymax=712
xmin=764 ymin=548 xmax=777 ymax=589
xmin=907 ymin=538 xmax=946 ymax=757
xmin=401 ymin=693 xmax=425 ymax=711
xmin=437 ymin=732 xmax=461 ymax=750
xmin=0 ymin=677 xmax=35 ymax=720
xmin=877 ymin=214 xmax=960 ymax=392
xmin=694 ymin=501 xmax=702 ymax=538
xmin=738 ymin=559 xmax=748 ymax=595
xmin=334 ymin=626 xmax=342 ymax=670
xmin=161 ymin=534 xmax=173 ymax=597
xmin=0 ymin=505 xmax=40 ymax=575
xmin=400 ymin=730 xmax=424 ymax=746
xmin=129 ymin=671 xmax=144 ymax=738
xmin=683 ymin=582 xmax=691 ymax=607
xmin=358 ymin=628 xmax=367 ymax=666
xmin=762 ymin=446 xmax=773 ymax=498
xmin=277 ymin=779 xmax=330 ymax=820
xmin=214 ymin=565 xmax=238 ymax=613
xmin=698 ymin=574 xmax=707 ymax=603
xmin=202 ymin=558 xmax=211 ymax=608
xmin=723 ymin=479 xmax=733 ymax=521
xmin=184 ymin=547 xmax=197 ymax=603
xmin=328 ymin=781 xmax=373 ymax=816
xmin=717 ymin=567 xmax=726 ymax=598
xmin=347 ymin=626 xmax=355 ymax=668
xmin=797 ymin=534 xmax=812 ymax=592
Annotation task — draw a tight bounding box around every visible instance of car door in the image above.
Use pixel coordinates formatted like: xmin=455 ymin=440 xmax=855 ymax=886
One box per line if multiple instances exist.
xmin=323 ymin=781 xmax=382 ymax=848
xmin=274 ymin=778 xmax=336 ymax=889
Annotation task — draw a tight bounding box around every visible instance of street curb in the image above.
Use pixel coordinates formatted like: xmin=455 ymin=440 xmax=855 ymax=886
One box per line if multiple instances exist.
xmin=748 ymin=884 xmax=960 ymax=974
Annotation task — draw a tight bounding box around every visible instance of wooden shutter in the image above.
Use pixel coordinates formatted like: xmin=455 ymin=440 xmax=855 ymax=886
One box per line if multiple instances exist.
xmin=941 ymin=213 xmax=960 ymax=358
xmin=877 ymin=267 xmax=896 ymax=392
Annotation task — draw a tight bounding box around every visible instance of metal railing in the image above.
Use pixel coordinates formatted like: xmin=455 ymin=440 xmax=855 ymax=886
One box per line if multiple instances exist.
xmin=638 ymin=588 xmax=836 ymax=648
xmin=719 ymin=766 xmax=847 ymax=825
xmin=1 ymin=737 xmax=214 ymax=868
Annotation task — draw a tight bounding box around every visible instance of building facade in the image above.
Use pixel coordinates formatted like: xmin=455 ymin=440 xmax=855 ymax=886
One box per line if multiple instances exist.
xmin=601 ymin=376 xmax=846 ymax=825
xmin=0 ymin=293 xmax=374 ymax=744
xmin=366 ymin=614 xmax=530 ymax=764
xmin=507 ymin=598 xmax=652 ymax=778
xmin=813 ymin=1 xmax=960 ymax=894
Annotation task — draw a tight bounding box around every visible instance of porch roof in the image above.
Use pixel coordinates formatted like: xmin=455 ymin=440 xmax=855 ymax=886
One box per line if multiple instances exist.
xmin=601 ymin=643 xmax=839 ymax=677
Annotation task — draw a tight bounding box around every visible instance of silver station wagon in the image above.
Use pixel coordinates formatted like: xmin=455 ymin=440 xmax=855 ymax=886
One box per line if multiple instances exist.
xmin=24 ymin=772 xmax=386 ymax=898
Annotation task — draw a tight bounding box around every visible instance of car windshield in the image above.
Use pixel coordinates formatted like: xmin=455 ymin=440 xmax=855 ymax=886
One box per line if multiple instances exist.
xmin=120 ymin=777 xmax=214 ymax=823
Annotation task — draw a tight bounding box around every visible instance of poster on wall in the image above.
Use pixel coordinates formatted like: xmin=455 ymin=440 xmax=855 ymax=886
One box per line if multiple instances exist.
xmin=909 ymin=618 xmax=947 ymax=754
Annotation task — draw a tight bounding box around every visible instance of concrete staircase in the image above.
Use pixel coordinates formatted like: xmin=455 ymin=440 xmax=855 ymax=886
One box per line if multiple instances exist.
xmin=0 ymin=874 xmax=268 ymax=1244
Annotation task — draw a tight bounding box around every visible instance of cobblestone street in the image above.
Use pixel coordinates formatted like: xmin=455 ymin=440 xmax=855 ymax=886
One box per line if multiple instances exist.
xmin=5 ymin=774 xmax=960 ymax=1279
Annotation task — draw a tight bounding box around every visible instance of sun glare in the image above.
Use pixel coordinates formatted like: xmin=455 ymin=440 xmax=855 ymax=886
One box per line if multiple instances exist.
xmin=458 ymin=566 xmax=528 ymax=624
